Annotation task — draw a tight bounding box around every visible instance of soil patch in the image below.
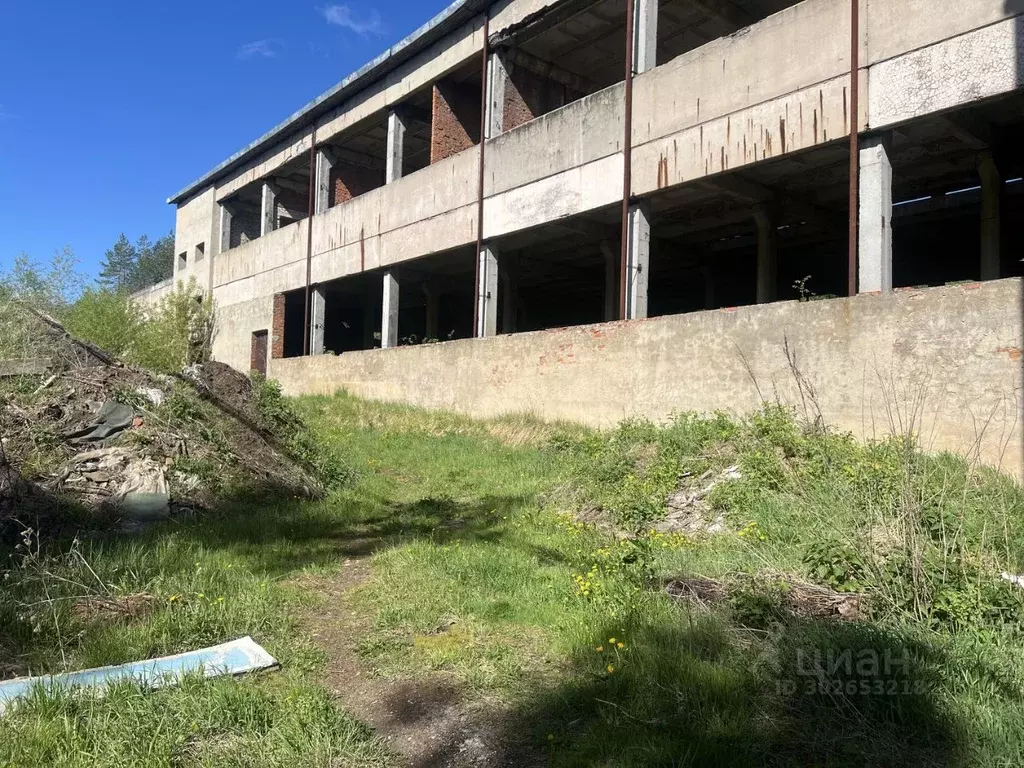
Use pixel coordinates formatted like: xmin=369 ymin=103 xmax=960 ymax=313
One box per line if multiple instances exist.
xmin=294 ymin=561 xmax=543 ymax=768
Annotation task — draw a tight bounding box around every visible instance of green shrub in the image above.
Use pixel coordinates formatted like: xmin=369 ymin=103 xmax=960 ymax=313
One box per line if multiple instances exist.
xmin=63 ymin=289 xmax=143 ymax=359
xmin=132 ymin=279 xmax=215 ymax=374
xmin=249 ymin=373 xmax=354 ymax=491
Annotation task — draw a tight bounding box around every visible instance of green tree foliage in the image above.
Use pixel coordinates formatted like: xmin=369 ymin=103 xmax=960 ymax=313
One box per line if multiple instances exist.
xmin=98 ymin=232 xmax=174 ymax=293
xmin=0 ymin=247 xmax=83 ymax=311
xmin=62 ymin=278 xmax=215 ymax=374
xmin=2 ymin=245 xmax=211 ymax=375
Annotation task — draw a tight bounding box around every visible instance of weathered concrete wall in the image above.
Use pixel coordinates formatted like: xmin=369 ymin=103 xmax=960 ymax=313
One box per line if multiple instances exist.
xmin=273 ymin=279 xmax=1024 ymax=478
xmin=185 ymin=0 xmax=1024 ymax=363
xmin=213 ymin=296 xmax=274 ymax=374
xmin=864 ymin=0 xmax=1019 ymax=66
xmin=868 ymin=15 xmax=1024 ymax=129
xmin=212 ymin=219 xmax=309 ymax=307
xmin=484 ymin=83 xmax=623 ymax=197
xmin=130 ymin=278 xmax=174 ymax=311
xmin=482 ymin=83 xmax=623 ymax=237
xmin=310 ymin=148 xmax=479 ymax=281
xmin=631 ymin=0 xmax=865 ymax=194
xmin=173 ymin=187 xmax=218 ymax=295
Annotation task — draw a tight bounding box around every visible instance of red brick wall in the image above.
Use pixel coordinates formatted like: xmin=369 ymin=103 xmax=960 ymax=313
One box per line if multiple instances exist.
xmin=430 ymin=80 xmax=481 ymax=164
xmin=504 ymin=62 xmax=586 ymax=133
xmin=271 ymin=293 xmax=285 ymax=360
xmin=331 ymin=163 xmax=385 ymax=205
xmin=250 ymin=331 xmax=268 ymax=375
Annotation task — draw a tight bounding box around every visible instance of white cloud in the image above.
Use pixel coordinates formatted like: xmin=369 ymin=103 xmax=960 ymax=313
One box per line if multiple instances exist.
xmin=320 ymin=5 xmax=385 ymax=37
xmin=237 ymin=40 xmax=280 ymax=60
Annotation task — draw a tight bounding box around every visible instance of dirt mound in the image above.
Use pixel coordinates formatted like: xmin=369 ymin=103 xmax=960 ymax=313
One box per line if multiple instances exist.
xmin=666 ymin=574 xmax=864 ymax=622
xmin=0 ymin=307 xmax=321 ymax=538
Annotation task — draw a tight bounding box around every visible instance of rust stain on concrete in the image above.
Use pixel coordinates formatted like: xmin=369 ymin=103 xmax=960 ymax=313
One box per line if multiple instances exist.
xmin=997 ymin=347 xmax=1023 ymax=361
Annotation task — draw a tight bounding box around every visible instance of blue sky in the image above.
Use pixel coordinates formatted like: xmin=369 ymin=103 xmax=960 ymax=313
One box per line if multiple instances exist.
xmin=0 ymin=0 xmax=451 ymax=281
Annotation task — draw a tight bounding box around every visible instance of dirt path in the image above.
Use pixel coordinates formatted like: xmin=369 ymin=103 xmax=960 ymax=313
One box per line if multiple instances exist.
xmin=295 ymin=553 xmax=542 ymax=768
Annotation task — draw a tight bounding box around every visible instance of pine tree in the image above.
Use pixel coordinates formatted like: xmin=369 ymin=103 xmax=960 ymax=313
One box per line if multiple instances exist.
xmin=98 ymin=233 xmax=138 ymax=292
xmin=135 ymin=232 xmax=175 ymax=290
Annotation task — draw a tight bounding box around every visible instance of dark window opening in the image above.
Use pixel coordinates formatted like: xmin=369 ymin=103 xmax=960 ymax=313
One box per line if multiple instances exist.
xmin=283 ymin=290 xmax=306 ymax=358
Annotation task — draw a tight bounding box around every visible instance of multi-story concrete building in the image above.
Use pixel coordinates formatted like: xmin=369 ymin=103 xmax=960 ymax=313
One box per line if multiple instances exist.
xmin=167 ymin=0 xmax=1024 ymax=474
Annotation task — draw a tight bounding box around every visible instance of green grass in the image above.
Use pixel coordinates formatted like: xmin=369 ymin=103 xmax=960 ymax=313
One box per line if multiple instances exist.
xmin=3 ymin=391 xmax=1024 ymax=766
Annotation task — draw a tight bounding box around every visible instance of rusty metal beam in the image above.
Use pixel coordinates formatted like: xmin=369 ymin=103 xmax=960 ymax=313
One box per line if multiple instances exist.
xmin=848 ymin=0 xmax=859 ymax=296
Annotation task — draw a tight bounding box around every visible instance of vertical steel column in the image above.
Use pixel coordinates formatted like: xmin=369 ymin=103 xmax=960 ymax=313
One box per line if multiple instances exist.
xmin=473 ymin=15 xmax=491 ymax=336
xmin=847 ymin=0 xmax=860 ymax=297
xmin=303 ymin=128 xmax=317 ymax=356
xmin=619 ymin=0 xmax=637 ymax=320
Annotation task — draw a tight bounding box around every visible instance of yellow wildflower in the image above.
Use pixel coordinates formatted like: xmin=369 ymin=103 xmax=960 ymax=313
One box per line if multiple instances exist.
xmin=595 ymin=646 xmax=604 ymax=653
xmin=606 ymin=664 xmax=615 ymax=673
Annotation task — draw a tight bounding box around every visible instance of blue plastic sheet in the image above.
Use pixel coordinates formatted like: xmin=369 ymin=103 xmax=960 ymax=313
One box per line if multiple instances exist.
xmin=0 ymin=636 xmax=278 ymax=715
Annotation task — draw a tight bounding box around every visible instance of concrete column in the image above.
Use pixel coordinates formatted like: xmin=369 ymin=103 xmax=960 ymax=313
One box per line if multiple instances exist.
xmin=500 ymin=253 xmax=519 ymax=334
xmin=386 ymin=110 xmax=408 ymax=184
xmin=633 ymin=0 xmax=659 ymax=74
xmin=979 ymin=151 xmax=1001 ymax=281
xmin=600 ymin=240 xmax=618 ymax=322
xmin=423 ymin=285 xmax=440 ymax=340
xmin=309 ymin=286 xmax=326 ymax=355
xmin=858 ymin=135 xmax=893 ymax=293
xmin=260 ymin=181 xmax=279 ymax=237
xmin=219 ymin=203 xmax=233 ymax=254
xmin=625 ymin=202 xmax=651 ymax=320
xmin=486 ymin=52 xmax=509 ymax=139
xmin=476 ymin=245 xmax=499 ymax=338
xmin=753 ymin=204 xmax=778 ymax=304
xmin=315 ymin=148 xmax=335 ymax=215
xmin=382 ymin=272 xmax=400 ymax=349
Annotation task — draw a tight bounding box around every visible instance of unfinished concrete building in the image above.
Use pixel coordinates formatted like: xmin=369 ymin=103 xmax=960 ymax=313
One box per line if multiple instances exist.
xmin=167 ymin=0 xmax=1024 ymax=475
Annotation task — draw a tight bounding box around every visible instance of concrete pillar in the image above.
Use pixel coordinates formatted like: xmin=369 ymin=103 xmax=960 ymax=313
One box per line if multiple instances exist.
xmin=423 ymin=285 xmax=440 ymax=340
xmin=386 ymin=110 xmax=408 ymax=184
xmin=476 ymin=245 xmax=499 ymax=338
xmin=219 ymin=203 xmax=233 ymax=254
xmin=309 ymin=287 xmax=326 ymax=355
xmin=500 ymin=253 xmax=519 ymax=334
xmin=625 ymin=202 xmax=651 ymax=320
xmin=600 ymin=240 xmax=618 ymax=322
xmin=753 ymin=204 xmax=778 ymax=304
xmin=633 ymin=0 xmax=659 ymax=74
xmin=979 ymin=151 xmax=1001 ymax=281
xmin=315 ymin=148 xmax=335 ymax=215
xmin=486 ymin=52 xmax=509 ymax=140
xmin=382 ymin=272 xmax=400 ymax=349
xmin=260 ymin=181 xmax=279 ymax=237
xmin=858 ymin=135 xmax=893 ymax=293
